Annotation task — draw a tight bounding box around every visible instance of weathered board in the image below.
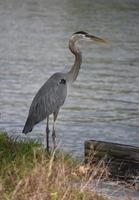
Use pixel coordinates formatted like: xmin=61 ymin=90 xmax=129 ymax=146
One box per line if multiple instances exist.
xmin=85 ymin=140 xmax=139 ymax=180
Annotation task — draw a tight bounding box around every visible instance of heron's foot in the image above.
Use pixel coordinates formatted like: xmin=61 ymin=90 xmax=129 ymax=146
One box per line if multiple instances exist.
xmin=52 ymin=130 xmax=57 ymax=149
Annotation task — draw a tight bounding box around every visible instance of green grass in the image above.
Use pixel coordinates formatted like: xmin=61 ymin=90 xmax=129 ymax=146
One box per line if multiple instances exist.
xmin=0 ymin=132 xmax=107 ymax=200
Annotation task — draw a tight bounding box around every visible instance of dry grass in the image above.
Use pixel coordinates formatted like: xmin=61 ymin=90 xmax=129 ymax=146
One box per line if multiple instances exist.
xmin=0 ymin=132 xmax=108 ymax=200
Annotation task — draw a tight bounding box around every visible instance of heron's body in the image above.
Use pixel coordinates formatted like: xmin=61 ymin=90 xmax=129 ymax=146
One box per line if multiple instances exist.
xmin=23 ymin=73 xmax=67 ymax=133
xmin=23 ymin=31 xmax=106 ymax=150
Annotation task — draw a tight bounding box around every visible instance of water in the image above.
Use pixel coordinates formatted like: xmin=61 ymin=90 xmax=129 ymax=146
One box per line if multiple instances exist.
xmin=0 ymin=0 xmax=139 ymax=156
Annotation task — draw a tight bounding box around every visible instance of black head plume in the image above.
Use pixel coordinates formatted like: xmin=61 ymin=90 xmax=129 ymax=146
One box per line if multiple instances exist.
xmin=73 ymin=31 xmax=88 ymax=36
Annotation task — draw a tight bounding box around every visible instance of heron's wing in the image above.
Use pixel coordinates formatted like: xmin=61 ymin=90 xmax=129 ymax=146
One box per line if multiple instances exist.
xmin=28 ymin=73 xmax=67 ymax=125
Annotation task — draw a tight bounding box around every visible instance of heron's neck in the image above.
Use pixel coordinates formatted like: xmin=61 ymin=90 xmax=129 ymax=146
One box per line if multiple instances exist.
xmin=67 ymin=38 xmax=82 ymax=83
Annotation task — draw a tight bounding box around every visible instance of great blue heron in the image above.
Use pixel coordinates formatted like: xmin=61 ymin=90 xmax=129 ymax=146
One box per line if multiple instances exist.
xmin=22 ymin=31 xmax=106 ymax=151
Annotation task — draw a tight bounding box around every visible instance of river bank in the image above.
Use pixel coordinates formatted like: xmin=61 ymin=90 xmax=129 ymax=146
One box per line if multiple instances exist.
xmin=0 ymin=131 xmax=108 ymax=200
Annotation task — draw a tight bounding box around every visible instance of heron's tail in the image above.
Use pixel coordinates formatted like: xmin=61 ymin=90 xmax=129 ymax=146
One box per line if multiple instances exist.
xmin=22 ymin=117 xmax=34 ymax=134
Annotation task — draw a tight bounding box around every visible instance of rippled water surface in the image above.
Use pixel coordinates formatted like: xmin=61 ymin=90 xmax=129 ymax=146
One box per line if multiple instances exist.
xmin=0 ymin=0 xmax=139 ymax=156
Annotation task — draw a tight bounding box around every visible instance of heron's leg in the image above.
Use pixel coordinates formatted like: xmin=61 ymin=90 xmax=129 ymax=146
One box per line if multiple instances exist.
xmin=46 ymin=116 xmax=50 ymax=151
xmin=52 ymin=111 xmax=59 ymax=149
xmin=52 ymin=122 xmax=56 ymax=149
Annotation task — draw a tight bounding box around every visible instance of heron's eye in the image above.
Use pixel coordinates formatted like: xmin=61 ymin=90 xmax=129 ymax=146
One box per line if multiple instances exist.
xmin=59 ymin=79 xmax=66 ymax=84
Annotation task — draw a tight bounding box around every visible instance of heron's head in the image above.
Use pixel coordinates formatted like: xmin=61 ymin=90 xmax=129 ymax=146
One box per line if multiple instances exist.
xmin=71 ymin=31 xmax=107 ymax=44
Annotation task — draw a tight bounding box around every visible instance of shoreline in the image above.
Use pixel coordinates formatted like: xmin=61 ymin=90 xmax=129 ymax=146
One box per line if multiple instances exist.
xmin=0 ymin=131 xmax=138 ymax=200
xmin=0 ymin=131 xmax=107 ymax=200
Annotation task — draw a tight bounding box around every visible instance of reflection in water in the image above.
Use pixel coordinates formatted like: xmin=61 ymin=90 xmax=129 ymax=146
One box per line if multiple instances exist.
xmin=0 ymin=0 xmax=139 ymax=156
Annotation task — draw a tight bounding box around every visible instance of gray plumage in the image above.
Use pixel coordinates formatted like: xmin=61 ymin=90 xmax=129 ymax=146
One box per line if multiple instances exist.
xmin=22 ymin=31 xmax=106 ymax=150
xmin=23 ymin=73 xmax=67 ymax=133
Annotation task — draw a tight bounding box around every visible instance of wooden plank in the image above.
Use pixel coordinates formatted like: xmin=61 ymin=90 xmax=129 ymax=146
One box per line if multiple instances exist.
xmin=84 ymin=140 xmax=139 ymax=180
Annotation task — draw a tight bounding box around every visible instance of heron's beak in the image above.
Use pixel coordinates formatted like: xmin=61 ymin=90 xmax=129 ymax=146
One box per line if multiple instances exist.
xmin=87 ymin=34 xmax=107 ymax=44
